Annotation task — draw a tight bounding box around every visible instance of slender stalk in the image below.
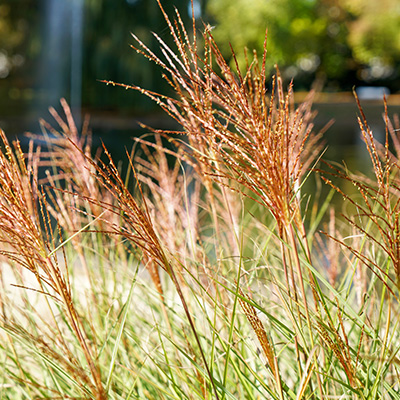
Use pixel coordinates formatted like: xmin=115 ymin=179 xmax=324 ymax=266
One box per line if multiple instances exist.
xmin=287 ymin=223 xmax=323 ymax=399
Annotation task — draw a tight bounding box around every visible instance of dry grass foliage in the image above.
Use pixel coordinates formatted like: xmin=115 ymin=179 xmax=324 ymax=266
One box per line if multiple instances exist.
xmin=0 ymin=129 xmax=106 ymax=399
xmin=1 ymin=1 xmax=400 ymax=399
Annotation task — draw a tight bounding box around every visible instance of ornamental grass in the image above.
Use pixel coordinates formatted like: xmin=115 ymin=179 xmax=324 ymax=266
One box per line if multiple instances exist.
xmin=1 ymin=2 xmax=400 ymax=399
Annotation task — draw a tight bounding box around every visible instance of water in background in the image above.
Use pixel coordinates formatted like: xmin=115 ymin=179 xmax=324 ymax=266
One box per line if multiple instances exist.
xmin=85 ymin=99 xmax=400 ymax=175
xmin=5 ymin=99 xmax=400 ymax=174
xmin=314 ymin=101 xmax=400 ymax=173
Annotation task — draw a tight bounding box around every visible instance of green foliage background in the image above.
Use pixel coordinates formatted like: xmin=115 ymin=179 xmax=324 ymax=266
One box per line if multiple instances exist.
xmin=206 ymin=0 xmax=400 ymax=90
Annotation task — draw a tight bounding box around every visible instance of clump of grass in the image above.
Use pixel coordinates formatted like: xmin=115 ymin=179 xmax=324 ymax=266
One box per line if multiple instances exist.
xmin=110 ymin=0 xmax=327 ymax=394
xmin=0 ymin=129 xmax=106 ymax=399
xmin=1 ymin=1 xmax=400 ymax=399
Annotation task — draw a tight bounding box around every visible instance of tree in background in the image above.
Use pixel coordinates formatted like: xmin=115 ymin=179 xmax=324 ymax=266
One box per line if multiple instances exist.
xmin=0 ymin=0 xmax=40 ymax=112
xmin=343 ymin=0 xmax=400 ymax=83
xmin=0 ymin=1 xmax=36 ymax=80
xmin=205 ymin=0 xmax=400 ymax=91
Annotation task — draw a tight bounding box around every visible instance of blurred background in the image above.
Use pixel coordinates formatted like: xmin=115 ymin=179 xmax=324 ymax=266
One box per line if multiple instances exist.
xmin=1 ymin=0 xmax=400 ymax=167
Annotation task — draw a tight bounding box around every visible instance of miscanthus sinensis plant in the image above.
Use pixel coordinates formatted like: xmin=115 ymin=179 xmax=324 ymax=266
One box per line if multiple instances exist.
xmin=1 ymin=1 xmax=400 ymax=399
